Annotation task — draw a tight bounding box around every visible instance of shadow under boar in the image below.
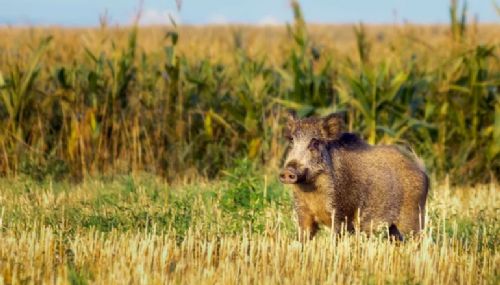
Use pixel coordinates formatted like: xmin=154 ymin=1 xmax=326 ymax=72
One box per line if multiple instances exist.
xmin=279 ymin=112 xmax=428 ymax=241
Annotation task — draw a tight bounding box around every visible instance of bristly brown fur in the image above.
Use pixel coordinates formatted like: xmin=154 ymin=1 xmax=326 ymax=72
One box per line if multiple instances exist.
xmin=282 ymin=113 xmax=429 ymax=241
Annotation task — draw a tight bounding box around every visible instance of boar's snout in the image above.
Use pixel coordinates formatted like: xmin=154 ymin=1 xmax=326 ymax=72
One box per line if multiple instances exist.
xmin=279 ymin=168 xmax=299 ymax=184
xmin=279 ymin=161 xmax=307 ymax=184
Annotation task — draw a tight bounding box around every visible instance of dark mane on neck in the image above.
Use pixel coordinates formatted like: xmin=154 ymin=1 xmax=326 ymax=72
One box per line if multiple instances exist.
xmin=327 ymin=133 xmax=369 ymax=151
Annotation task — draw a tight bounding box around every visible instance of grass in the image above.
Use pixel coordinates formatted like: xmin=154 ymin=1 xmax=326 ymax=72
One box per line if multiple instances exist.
xmin=0 ymin=169 xmax=498 ymax=284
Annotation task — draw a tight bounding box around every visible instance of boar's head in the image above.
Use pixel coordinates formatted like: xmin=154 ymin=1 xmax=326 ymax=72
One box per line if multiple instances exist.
xmin=279 ymin=112 xmax=344 ymax=185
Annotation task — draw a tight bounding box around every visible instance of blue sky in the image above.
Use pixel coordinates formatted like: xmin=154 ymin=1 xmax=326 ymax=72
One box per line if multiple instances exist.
xmin=0 ymin=0 xmax=498 ymax=26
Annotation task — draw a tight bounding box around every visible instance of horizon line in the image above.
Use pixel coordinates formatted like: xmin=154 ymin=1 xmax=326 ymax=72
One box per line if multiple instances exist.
xmin=1 ymin=21 xmax=500 ymax=29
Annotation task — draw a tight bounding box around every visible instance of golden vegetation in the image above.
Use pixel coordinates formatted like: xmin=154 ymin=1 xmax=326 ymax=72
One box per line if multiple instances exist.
xmin=0 ymin=176 xmax=497 ymax=284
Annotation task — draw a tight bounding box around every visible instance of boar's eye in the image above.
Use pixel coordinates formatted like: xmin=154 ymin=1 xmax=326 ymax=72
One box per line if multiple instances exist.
xmin=309 ymin=138 xmax=320 ymax=150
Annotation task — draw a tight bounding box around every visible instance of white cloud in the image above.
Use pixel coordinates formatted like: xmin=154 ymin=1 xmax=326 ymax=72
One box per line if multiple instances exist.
xmin=257 ymin=15 xmax=283 ymax=26
xmin=137 ymin=9 xmax=180 ymax=26
xmin=207 ymin=14 xmax=228 ymax=25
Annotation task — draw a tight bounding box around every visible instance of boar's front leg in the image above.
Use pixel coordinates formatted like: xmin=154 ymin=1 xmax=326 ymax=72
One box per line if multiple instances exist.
xmin=296 ymin=207 xmax=319 ymax=241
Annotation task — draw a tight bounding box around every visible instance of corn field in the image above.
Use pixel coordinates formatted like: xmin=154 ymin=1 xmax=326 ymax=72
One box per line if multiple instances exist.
xmin=0 ymin=2 xmax=498 ymax=183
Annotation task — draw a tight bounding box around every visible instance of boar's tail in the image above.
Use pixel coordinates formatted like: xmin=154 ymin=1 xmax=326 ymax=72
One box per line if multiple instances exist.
xmin=409 ymin=147 xmax=427 ymax=174
xmin=398 ymin=144 xmax=427 ymax=174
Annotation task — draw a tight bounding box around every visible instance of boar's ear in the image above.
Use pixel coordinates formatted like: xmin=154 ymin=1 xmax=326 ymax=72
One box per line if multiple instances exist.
xmin=286 ymin=110 xmax=297 ymax=122
xmin=322 ymin=112 xmax=345 ymax=139
xmin=286 ymin=110 xmax=297 ymax=128
xmin=284 ymin=110 xmax=297 ymax=137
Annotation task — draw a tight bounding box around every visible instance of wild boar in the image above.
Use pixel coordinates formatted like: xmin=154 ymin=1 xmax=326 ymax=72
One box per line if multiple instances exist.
xmin=279 ymin=112 xmax=428 ymax=241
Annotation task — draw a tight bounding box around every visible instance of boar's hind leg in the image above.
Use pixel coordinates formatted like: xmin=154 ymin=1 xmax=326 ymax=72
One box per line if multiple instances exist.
xmin=389 ymin=224 xmax=404 ymax=242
